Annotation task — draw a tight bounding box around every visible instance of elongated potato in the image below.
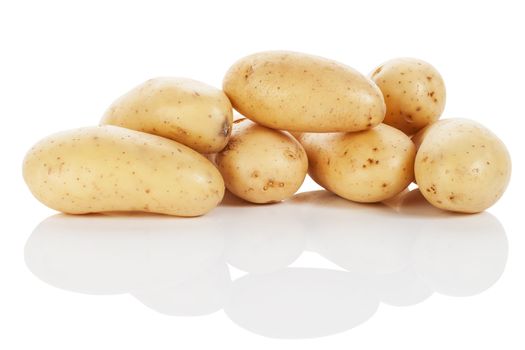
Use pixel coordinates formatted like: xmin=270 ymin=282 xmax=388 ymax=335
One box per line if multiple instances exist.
xmin=297 ymin=124 xmax=415 ymax=202
xmin=23 ymin=126 xmax=225 ymax=216
xmin=216 ymin=119 xmax=308 ymax=203
xmin=223 ymin=51 xmax=385 ymax=132
xmin=101 ymin=77 xmax=233 ymax=153
xmin=414 ymin=119 xmax=511 ymax=213
xmin=370 ymin=58 xmax=446 ymax=135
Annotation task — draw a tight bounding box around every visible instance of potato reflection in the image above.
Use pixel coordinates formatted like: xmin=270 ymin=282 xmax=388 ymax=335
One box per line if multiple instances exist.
xmin=25 ymin=189 xmax=508 ymax=338
xmin=224 ymin=268 xmax=379 ymax=339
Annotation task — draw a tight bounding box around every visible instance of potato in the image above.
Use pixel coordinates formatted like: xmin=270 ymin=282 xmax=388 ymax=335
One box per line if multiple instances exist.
xmin=296 ymin=124 xmax=415 ymax=202
xmin=23 ymin=126 xmax=225 ymax=216
xmin=216 ymin=118 xmax=308 ymax=203
xmin=101 ymin=77 xmax=233 ymax=153
xmin=223 ymin=51 xmax=385 ymax=132
xmin=413 ymin=119 xmax=511 ymax=213
xmin=370 ymin=58 xmax=446 ymax=135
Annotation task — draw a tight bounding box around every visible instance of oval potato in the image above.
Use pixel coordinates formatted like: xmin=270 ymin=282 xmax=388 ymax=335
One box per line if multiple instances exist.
xmin=101 ymin=77 xmax=233 ymax=153
xmin=23 ymin=126 xmax=225 ymax=216
xmin=370 ymin=58 xmax=446 ymax=135
xmin=216 ymin=119 xmax=308 ymax=203
xmin=414 ymin=119 xmax=511 ymax=213
xmin=297 ymin=124 xmax=415 ymax=202
xmin=223 ymin=51 xmax=385 ymax=132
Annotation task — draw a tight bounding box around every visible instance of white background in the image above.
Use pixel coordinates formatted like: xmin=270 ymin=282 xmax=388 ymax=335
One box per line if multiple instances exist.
xmin=1 ymin=0 xmax=524 ymax=349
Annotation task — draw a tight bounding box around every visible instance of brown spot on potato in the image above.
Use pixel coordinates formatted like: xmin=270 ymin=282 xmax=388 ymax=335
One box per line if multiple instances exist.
xmin=145 ymin=189 xmax=150 ymax=194
xmin=221 ymin=120 xmax=231 ymax=137
xmin=173 ymin=126 xmax=189 ymax=136
xmin=244 ymin=65 xmax=254 ymax=79
xmin=284 ymin=149 xmax=298 ymax=159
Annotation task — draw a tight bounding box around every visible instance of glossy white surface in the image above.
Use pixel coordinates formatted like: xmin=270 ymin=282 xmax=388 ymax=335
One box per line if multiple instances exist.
xmin=17 ymin=190 xmax=513 ymax=340
xmin=2 ymin=1 xmax=524 ymax=349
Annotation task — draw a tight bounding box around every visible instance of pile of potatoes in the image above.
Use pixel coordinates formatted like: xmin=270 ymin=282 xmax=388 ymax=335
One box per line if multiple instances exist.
xmin=23 ymin=51 xmax=511 ymax=216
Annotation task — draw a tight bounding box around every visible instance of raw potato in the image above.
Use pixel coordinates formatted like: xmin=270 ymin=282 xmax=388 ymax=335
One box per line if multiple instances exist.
xmin=216 ymin=119 xmax=308 ymax=203
xmin=23 ymin=126 xmax=225 ymax=216
xmin=297 ymin=124 xmax=415 ymax=203
xmin=370 ymin=58 xmax=446 ymax=135
xmin=223 ymin=51 xmax=385 ymax=132
xmin=101 ymin=77 xmax=233 ymax=153
xmin=413 ymin=119 xmax=511 ymax=213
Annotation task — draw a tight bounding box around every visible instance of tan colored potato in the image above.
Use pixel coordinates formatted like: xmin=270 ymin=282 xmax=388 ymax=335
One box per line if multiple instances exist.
xmin=223 ymin=51 xmax=385 ymax=132
xmin=101 ymin=77 xmax=233 ymax=153
xmin=216 ymin=119 xmax=308 ymax=203
xmin=297 ymin=124 xmax=415 ymax=203
xmin=23 ymin=126 xmax=225 ymax=216
xmin=414 ymin=119 xmax=511 ymax=213
xmin=370 ymin=58 xmax=446 ymax=135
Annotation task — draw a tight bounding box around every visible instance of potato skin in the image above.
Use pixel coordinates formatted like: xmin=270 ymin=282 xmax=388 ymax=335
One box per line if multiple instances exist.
xmin=216 ymin=119 xmax=308 ymax=203
xmin=370 ymin=58 xmax=445 ymax=135
xmin=223 ymin=51 xmax=385 ymax=132
xmin=297 ymin=124 xmax=415 ymax=203
xmin=414 ymin=119 xmax=511 ymax=213
xmin=101 ymin=77 xmax=233 ymax=153
xmin=23 ymin=126 xmax=225 ymax=216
